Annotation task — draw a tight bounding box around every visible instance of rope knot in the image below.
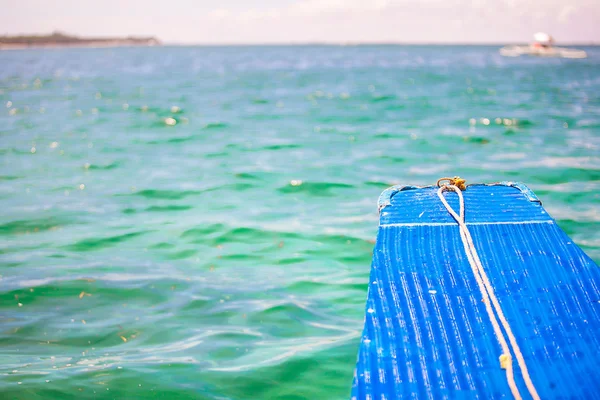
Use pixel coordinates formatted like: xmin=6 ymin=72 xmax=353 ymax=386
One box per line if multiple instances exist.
xmin=436 ymin=176 xmax=467 ymax=191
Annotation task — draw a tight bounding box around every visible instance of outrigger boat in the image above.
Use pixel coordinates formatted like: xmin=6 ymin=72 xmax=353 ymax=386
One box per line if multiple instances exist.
xmin=500 ymin=32 xmax=587 ymax=59
xmin=351 ymin=178 xmax=600 ymax=399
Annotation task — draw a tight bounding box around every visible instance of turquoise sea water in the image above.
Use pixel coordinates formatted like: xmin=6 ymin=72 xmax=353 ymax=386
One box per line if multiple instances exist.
xmin=1 ymin=45 xmax=599 ymax=399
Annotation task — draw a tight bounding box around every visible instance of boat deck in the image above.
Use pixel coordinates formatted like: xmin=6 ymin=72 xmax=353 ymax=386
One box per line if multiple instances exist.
xmin=351 ymin=183 xmax=600 ymax=399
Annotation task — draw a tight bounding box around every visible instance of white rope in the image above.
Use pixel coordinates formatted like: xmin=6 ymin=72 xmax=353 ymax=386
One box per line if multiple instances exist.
xmin=437 ymin=184 xmax=540 ymax=400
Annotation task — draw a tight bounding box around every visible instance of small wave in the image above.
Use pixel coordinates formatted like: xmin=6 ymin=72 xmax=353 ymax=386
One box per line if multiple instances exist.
xmin=132 ymin=105 xmax=163 ymax=114
xmin=383 ymin=104 xmax=405 ymax=111
xmin=373 ymin=133 xmax=395 ymax=139
xmin=260 ymin=144 xmax=302 ymax=151
xmin=179 ymin=224 xmax=373 ymax=257
xmin=515 ymin=118 xmax=534 ymax=127
xmin=181 ymin=223 xmax=227 ymax=239
xmin=145 ymin=205 xmax=193 ymax=212
xmin=463 ymin=136 xmax=491 ymax=144
xmin=576 ymin=120 xmax=600 ymax=129
xmin=317 ymin=115 xmax=374 ymax=124
xmin=128 ymin=189 xmax=202 ymax=200
xmin=523 ymin=157 xmax=600 ymax=169
xmin=378 ymin=155 xmax=406 ymax=163
xmin=370 ymin=94 xmax=396 ymax=103
xmin=208 ymin=329 xmax=358 ymax=372
xmin=4 ymin=148 xmax=35 ymax=155
xmin=168 ymin=136 xmax=194 ymax=144
xmin=245 ymin=114 xmax=283 ymax=121
xmin=179 ymin=297 xmax=212 ymax=313
xmin=50 ymin=186 xmax=76 ymax=193
xmin=364 ymin=180 xmax=393 ymax=188
xmin=554 ymin=220 xmax=599 ymax=239
xmin=0 ymin=217 xmax=65 ymax=236
xmin=142 ymin=136 xmax=198 ymax=145
xmin=66 ymin=231 xmax=149 ymax=252
xmin=201 ymin=183 xmax=256 ymax=193
xmin=212 ymin=226 xmax=301 ymax=246
xmin=85 ymin=162 xmax=120 ymax=170
xmin=531 ymin=168 xmax=600 ymax=185
xmin=287 ymin=279 xmax=366 ymax=293
xmin=205 ymin=152 xmax=228 ymax=158
xmin=49 ymin=253 xmax=67 ymax=258
xmin=149 ymin=242 xmax=176 ymax=250
xmin=219 ymin=253 xmax=264 ymax=261
xmin=181 ymin=225 xmax=303 ymax=246
xmin=277 ymin=181 xmax=355 ymax=196
xmin=202 ymin=122 xmax=228 ymax=130
xmin=277 ymin=257 xmax=307 ymax=265
xmin=234 ymin=172 xmax=262 ymax=180
xmin=166 ymin=249 xmax=198 ymax=260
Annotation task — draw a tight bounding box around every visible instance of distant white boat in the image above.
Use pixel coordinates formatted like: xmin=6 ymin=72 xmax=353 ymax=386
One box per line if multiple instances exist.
xmin=500 ymin=32 xmax=587 ymax=59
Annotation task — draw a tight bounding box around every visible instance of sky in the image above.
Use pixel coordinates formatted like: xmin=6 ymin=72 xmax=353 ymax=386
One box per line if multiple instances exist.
xmin=2 ymin=0 xmax=599 ymax=44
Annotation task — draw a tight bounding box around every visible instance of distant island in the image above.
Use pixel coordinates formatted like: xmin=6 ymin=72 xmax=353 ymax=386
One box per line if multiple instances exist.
xmin=0 ymin=31 xmax=161 ymax=50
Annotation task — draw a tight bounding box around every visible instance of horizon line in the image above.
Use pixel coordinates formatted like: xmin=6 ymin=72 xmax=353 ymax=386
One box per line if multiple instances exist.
xmin=162 ymin=41 xmax=599 ymax=46
xmin=2 ymin=32 xmax=597 ymax=47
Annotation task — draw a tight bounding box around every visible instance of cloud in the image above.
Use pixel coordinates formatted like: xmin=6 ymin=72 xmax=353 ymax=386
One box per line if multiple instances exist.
xmin=4 ymin=0 xmax=596 ymax=44
xmin=205 ymin=0 xmax=595 ymax=33
xmin=207 ymin=0 xmax=397 ymax=22
xmin=289 ymin=0 xmax=395 ymax=14
xmin=209 ymin=9 xmax=231 ymax=19
xmin=558 ymin=5 xmax=577 ymax=23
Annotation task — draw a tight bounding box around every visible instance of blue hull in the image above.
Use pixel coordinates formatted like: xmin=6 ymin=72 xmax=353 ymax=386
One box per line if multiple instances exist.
xmin=351 ymin=183 xmax=600 ymax=399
